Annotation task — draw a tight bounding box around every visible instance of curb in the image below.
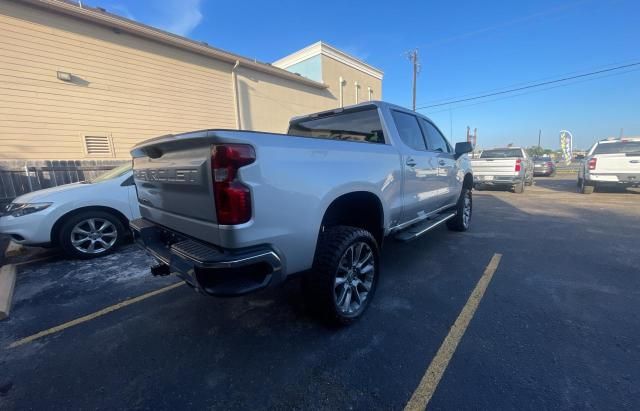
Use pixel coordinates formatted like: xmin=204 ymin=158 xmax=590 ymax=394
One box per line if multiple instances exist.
xmin=5 ymin=241 xmax=25 ymax=258
xmin=0 ymin=264 xmax=16 ymax=320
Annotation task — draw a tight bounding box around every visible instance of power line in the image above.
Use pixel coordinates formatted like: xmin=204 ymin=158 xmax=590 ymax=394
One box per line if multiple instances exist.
xmin=416 ymin=62 xmax=640 ymax=110
xmin=417 ymin=57 xmax=640 ymax=107
xmin=420 ymin=66 xmax=640 ymax=115
xmin=420 ymin=0 xmax=592 ymax=50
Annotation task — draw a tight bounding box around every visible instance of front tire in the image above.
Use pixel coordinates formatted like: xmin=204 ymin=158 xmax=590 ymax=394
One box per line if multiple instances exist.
xmin=447 ymin=187 xmax=472 ymax=232
xmin=304 ymin=226 xmax=379 ymax=325
xmin=525 ymin=175 xmax=534 ymax=186
xmin=58 ymin=210 xmax=125 ymax=259
xmin=513 ymin=181 xmax=525 ymax=194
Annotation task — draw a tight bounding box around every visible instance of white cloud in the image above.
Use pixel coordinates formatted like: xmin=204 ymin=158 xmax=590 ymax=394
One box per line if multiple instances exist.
xmin=158 ymin=0 xmax=203 ymax=36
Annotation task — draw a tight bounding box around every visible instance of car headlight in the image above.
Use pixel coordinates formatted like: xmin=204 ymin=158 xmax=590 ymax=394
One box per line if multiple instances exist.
xmin=3 ymin=202 xmax=52 ymax=217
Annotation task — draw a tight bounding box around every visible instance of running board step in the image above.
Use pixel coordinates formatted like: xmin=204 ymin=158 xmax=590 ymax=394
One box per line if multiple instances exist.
xmin=394 ymin=212 xmax=456 ymax=242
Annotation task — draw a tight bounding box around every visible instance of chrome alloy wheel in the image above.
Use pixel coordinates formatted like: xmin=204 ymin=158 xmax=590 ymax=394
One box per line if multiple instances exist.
xmin=70 ymin=218 xmax=118 ymax=254
xmin=334 ymin=242 xmax=375 ymax=315
xmin=463 ymin=191 xmax=472 ymax=228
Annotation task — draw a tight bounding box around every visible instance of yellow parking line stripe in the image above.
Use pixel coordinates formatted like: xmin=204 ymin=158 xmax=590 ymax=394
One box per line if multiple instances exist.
xmin=404 ymin=253 xmax=502 ymax=411
xmin=7 ymin=282 xmax=185 ymax=349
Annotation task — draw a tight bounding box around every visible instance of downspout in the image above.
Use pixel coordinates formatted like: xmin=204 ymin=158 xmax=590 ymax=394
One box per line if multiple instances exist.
xmin=231 ymin=60 xmax=241 ymax=129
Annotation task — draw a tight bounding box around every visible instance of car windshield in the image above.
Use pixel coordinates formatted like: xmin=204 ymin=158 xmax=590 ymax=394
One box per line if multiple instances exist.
xmin=592 ymin=141 xmax=640 ymax=155
xmin=288 ymin=107 xmax=385 ymax=144
xmin=88 ymin=163 xmax=132 ymax=183
xmin=480 ymin=149 xmax=523 ymax=158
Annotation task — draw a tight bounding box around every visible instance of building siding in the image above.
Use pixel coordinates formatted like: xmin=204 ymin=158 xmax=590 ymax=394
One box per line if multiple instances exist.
xmin=0 ymin=0 xmax=236 ymax=160
xmin=321 ymin=54 xmax=382 ymax=106
xmin=235 ymin=66 xmax=337 ymax=133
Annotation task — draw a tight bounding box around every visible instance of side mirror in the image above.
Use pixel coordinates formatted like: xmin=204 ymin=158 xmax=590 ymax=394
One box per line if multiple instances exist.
xmin=454 ymin=142 xmax=473 ymax=159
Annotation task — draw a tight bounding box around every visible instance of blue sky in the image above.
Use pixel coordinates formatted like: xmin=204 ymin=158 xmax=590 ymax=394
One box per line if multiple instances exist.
xmin=85 ymin=0 xmax=639 ymax=149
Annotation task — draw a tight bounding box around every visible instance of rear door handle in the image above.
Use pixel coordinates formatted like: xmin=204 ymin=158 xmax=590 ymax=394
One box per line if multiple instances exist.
xmin=438 ymin=160 xmax=446 ymax=166
xmin=406 ymin=158 xmax=417 ymax=167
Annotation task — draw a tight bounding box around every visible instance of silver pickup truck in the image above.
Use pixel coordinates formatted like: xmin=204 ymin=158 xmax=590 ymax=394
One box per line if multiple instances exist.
xmin=471 ymin=147 xmax=534 ymax=193
xmin=129 ymin=101 xmax=473 ymax=324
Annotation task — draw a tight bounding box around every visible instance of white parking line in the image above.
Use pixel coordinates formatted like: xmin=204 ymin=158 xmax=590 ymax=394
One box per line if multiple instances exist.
xmin=404 ymin=253 xmax=502 ymax=411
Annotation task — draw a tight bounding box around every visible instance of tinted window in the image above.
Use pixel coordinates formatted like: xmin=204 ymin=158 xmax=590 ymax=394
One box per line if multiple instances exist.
xmin=287 ymin=107 xmax=385 ymax=144
xmin=593 ymin=141 xmax=640 ymax=154
xmin=480 ymin=149 xmax=524 ymax=158
xmin=391 ymin=111 xmax=426 ymax=151
xmin=420 ymin=119 xmax=450 ymax=153
xmin=533 ymin=156 xmax=553 ymax=162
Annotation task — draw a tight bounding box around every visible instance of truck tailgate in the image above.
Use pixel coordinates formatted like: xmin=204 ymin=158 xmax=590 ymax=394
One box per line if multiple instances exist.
xmin=132 ymin=131 xmax=219 ymax=237
xmin=471 ymin=159 xmax=517 ymax=176
xmin=595 ymin=154 xmax=640 ymax=174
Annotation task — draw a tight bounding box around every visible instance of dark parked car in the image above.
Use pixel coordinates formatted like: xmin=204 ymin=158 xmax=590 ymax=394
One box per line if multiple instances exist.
xmin=533 ymin=156 xmax=556 ymax=177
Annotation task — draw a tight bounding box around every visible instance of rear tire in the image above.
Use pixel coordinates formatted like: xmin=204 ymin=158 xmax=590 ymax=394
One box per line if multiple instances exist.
xmin=580 ymin=178 xmax=595 ymax=194
xmin=58 ymin=210 xmax=125 ymax=259
xmin=304 ymin=226 xmax=379 ymax=326
xmin=447 ymin=187 xmax=472 ymax=232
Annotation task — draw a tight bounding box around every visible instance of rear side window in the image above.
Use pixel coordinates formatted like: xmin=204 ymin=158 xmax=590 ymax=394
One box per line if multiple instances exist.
xmin=420 ymin=119 xmax=450 ymax=153
xmin=391 ymin=111 xmax=427 ymax=151
xmin=592 ymin=141 xmax=640 ymax=154
xmin=288 ymin=107 xmax=385 ymax=144
xmin=480 ymin=149 xmax=524 ymax=158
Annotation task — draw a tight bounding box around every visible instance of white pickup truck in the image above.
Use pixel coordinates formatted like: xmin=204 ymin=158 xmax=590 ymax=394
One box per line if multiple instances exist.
xmin=129 ymin=101 xmax=474 ymax=324
xmin=578 ymin=137 xmax=640 ymax=194
xmin=470 ymin=147 xmax=534 ymax=193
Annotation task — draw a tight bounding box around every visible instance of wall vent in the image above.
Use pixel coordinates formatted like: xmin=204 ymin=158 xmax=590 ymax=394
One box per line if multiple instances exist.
xmin=82 ymin=135 xmax=114 ymax=157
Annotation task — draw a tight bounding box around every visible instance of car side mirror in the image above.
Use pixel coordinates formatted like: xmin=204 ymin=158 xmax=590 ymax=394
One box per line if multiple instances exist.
xmin=454 ymin=142 xmax=473 ymax=159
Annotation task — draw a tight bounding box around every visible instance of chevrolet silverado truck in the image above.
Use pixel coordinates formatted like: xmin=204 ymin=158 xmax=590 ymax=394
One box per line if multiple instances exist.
xmin=578 ymin=137 xmax=640 ymax=194
xmin=471 ymin=147 xmax=534 ymax=193
xmin=130 ymin=101 xmax=474 ymax=324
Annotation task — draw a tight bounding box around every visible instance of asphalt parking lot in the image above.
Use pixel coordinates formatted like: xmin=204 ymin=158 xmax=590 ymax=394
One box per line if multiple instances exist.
xmin=1 ymin=176 xmax=638 ymax=410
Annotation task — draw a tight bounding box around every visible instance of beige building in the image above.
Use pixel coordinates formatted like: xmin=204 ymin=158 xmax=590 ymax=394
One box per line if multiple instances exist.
xmin=0 ymin=0 xmax=383 ymax=164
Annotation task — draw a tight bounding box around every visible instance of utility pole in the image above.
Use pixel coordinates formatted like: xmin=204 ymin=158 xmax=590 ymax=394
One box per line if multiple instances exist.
xmin=619 ymin=128 xmax=624 ymax=138
xmin=538 ymin=129 xmax=542 ymax=150
xmin=407 ymin=49 xmax=420 ymax=111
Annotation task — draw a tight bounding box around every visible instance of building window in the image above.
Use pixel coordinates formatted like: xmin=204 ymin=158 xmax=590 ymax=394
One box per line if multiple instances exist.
xmin=82 ymin=135 xmax=114 ymax=157
xmin=355 ymin=81 xmax=360 ymax=104
xmin=368 ymin=87 xmax=373 ymax=101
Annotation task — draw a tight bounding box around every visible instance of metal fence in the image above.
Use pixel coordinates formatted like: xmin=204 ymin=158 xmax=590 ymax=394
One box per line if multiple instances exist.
xmin=0 ymin=160 xmax=127 ymax=204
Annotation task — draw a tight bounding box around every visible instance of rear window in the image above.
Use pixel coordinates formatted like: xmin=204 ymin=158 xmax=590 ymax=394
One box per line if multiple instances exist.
xmin=287 ymin=107 xmax=385 ymax=144
xmin=592 ymin=141 xmax=640 ymax=155
xmin=480 ymin=149 xmax=523 ymax=158
xmin=533 ymin=156 xmax=552 ymax=161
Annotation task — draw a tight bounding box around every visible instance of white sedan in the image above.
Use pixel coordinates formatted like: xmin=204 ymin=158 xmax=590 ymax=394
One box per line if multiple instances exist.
xmin=0 ymin=163 xmax=140 ymax=259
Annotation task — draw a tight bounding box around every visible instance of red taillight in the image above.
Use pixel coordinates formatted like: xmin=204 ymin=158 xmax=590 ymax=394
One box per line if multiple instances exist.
xmin=588 ymin=158 xmax=597 ymax=170
xmin=211 ymin=144 xmax=256 ymax=225
xmin=547 ymin=162 xmax=553 ymax=167
xmin=515 ymin=158 xmax=522 ymax=172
